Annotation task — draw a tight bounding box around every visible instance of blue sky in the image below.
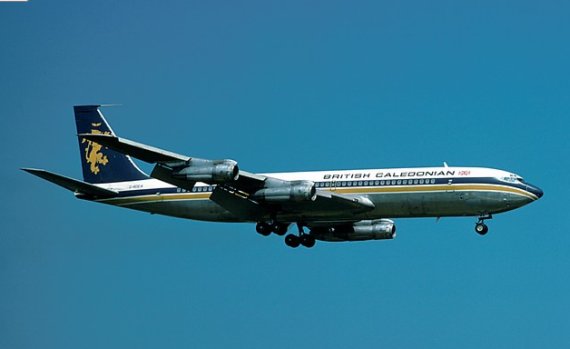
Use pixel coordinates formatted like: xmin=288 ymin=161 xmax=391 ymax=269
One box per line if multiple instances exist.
xmin=1 ymin=1 xmax=568 ymax=348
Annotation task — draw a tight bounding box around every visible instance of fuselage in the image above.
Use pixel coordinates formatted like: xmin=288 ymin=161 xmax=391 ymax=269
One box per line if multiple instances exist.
xmin=92 ymin=166 xmax=543 ymax=224
xmin=24 ymin=105 xmax=544 ymax=248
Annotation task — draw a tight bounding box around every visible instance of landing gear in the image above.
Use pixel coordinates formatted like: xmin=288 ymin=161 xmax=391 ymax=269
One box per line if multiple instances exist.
xmin=300 ymin=234 xmax=316 ymax=248
xmin=285 ymin=234 xmax=300 ymax=248
xmin=256 ymin=222 xmax=271 ymax=236
xmin=475 ymin=223 xmax=488 ymax=235
xmin=272 ymin=223 xmax=288 ymax=236
xmin=256 ymin=221 xmax=316 ymax=248
xmin=284 ymin=233 xmax=315 ymax=248
xmin=256 ymin=222 xmax=289 ymax=236
xmin=284 ymin=223 xmax=316 ymax=248
xmin=475 ymin=214 xmax=492 ymax=236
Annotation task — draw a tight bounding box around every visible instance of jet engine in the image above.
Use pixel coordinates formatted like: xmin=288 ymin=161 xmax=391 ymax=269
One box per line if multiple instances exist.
xmin=311 ymin=219 xmax=396 ymax=242
xmin=171 ymin=158 xmax=239 ymax=183
xmin=252 ymin=180 xmax=317 ymax=202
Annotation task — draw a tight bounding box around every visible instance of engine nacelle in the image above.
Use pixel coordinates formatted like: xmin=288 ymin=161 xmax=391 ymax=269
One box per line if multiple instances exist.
xmin=252 ymin=180 xmax=317 ymax=202
xmin=171 ymin=158 xmax=239 ymax=183
xmin=312 ymin=219 xmax=396 ymax=242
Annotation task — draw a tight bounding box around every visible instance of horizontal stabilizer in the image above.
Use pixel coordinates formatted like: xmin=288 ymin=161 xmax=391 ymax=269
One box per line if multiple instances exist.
xmin=22 ymin=168 xmax=118 ymax=198
xmin=78 ymin=133 xmax=190 ymax=163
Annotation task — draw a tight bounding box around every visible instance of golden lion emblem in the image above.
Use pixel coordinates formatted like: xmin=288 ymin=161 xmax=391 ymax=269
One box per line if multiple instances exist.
xmin=82 ymin=123 xmax=110 ymax=174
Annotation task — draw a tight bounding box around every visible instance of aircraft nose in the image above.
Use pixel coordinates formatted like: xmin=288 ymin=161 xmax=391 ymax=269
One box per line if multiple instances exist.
xmin=526 ymin=184 xmax=543 ymax=199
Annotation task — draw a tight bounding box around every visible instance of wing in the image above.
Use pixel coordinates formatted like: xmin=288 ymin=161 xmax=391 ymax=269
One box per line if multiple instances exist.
xmin=79 ymin=134 xmax=375 ymax=221
xmin=79 ymin=133 xmax=265 ymax=191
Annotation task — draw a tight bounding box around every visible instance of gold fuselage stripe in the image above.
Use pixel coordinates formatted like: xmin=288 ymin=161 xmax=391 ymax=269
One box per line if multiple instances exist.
xmin=333 ymin=183 xmax=536 ymax=199
xmin=98 ymin=183 xmax=536 ymax=206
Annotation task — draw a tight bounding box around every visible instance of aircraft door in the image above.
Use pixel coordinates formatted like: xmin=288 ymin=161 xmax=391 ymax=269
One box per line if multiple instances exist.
xmin=446 ymin=178 xmax=455 ymax=192
xmin=330 ymin=181 xmax=338 ymax=192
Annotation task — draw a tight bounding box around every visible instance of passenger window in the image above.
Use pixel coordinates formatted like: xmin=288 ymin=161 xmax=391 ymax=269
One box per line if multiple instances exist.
xmin=413 ymin=179 xmax=419 ymax=185
xmin=397 ymin=180 xmax=402 ymax=185
xmin=341 ymin=181 xmax=346 ymax=186
xmin=325 ymin=182 xmax=330 ymax=187
xmin=403 ymin=180 xmax=408 ymax=185
xmin=419 ymin=179 xmax=424 ymax=184
xmin=374 ymin=180 xmax=379 ymax=186
xmin=363 ymin=181 xmax=369 ymax=186
xmin=380 ymin=181 xmax=385 ymax=185
xmin=358 ymin=181 xmax=363 ymax=186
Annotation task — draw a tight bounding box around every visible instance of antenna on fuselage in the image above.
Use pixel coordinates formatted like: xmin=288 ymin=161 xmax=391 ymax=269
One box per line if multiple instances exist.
xmin=443 ymin=162 xmax=449 ymax=168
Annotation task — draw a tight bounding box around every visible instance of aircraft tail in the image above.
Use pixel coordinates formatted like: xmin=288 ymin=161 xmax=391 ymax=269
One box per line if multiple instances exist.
xmin=74 ymin=105 xmax=149 ymax=183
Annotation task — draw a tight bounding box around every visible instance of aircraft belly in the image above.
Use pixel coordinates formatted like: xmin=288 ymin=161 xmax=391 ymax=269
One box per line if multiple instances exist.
xmin=367 ymin=190 xmax=516 ymax=218
xmin=110 ymin=199 xmax=243 ymax=222
xmin=101 ymin=189 xmax=528 ymax=224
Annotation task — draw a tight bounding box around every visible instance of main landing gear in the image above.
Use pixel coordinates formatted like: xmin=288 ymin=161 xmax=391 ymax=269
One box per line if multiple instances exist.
xmin=256 ymin=222 xmax=288 ymax=236
xmin=475 ymin=213 xmax=492 ymax=236
xmin=285 ymin=232 xmax=315 ymax=248
xmin=256 ymin=221 xmax=316 ymax=248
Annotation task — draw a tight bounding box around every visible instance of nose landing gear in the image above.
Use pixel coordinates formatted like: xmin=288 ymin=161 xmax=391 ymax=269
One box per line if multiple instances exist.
xmin=475 ymin=214 xmax=492 ymax=235
xmin=475 ymin=223 xmax=488 ymax=235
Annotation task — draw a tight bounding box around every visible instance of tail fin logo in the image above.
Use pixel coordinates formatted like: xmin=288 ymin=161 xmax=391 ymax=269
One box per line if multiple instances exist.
xmin=82 ymin=123 xmax=111 ymax=174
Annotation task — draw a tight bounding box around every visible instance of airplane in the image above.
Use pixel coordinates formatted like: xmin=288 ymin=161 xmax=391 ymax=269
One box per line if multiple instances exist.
xmin=23 ymin=105 xmax=543 ymax=248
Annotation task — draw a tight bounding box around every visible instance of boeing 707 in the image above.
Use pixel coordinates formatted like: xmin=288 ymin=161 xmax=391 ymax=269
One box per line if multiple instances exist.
xmin=23 ymin=105 xmax=543 ymax=248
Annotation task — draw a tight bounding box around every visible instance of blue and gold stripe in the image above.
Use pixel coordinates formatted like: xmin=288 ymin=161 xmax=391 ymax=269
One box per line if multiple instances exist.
xmin=97 ymin=176 xmax=540 ymax=206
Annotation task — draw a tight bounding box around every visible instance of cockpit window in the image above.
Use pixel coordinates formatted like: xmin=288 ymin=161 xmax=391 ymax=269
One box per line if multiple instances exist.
xmin=501 ymin=174 xmax=524 ymax=183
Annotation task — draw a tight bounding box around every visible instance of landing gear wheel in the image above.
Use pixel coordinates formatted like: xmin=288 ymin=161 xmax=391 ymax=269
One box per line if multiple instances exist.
xmin=475 ymin=223 xmax=488 ymax=235
xmin=285 ymin=234 xmax=300 ymax=248
xmin=273 ymin=223 xmax=288 ymax=236
xmin=300 ymin=234 xmax=316 ymax=248
xmin=256 ymin=222 xmax=271 ymax=236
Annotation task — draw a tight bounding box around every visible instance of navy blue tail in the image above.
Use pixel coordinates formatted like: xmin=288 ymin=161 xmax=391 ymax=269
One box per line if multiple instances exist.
xmin=74 ymin=105 xmax=148 ymax=183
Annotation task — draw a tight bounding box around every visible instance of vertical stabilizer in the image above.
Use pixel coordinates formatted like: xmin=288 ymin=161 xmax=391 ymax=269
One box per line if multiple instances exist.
xmin=74 ymin=105 xmax=148 ymax=183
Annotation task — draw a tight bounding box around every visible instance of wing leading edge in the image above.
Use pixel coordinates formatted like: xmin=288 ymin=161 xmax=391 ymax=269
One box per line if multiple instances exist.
xmin=79 ymin=133 xmax=375 ymax=220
